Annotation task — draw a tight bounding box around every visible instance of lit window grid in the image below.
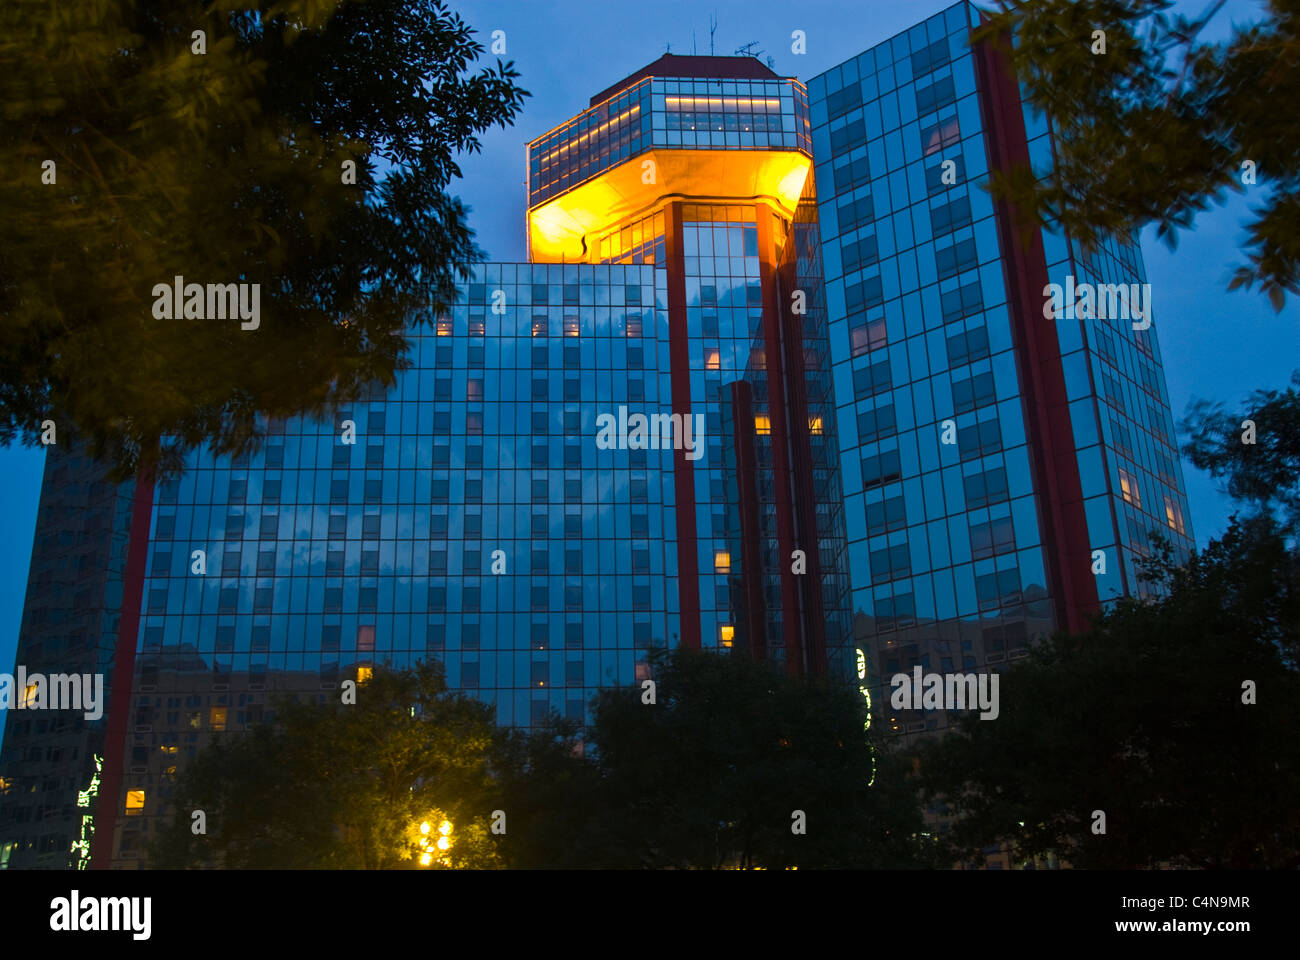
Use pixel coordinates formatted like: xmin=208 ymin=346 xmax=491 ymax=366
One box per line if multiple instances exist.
xmin=137 ymin=264 xmax=691 ymax=740
xmin=528 ymin=77 xmax=811 ymax=208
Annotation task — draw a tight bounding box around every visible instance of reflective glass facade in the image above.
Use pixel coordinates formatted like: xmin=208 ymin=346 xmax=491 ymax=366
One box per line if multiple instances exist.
xmin=111 ymin=264 xmax=684 ymax=859
xmin=1 ymin=22 xmax=1198 ymax=870
xmin=808 ymin=1 xmax=1194 ymax=740
xmin=81 ymin=55 xmax=849 ymax=866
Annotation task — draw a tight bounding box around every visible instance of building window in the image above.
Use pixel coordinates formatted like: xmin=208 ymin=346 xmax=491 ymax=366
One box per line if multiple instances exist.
xmin=940 ymin=279 xmax=983 ymax=320
xmin=935 ymin=238 xmax=978 ymax=279
xmin=861 ymin=450 xmax=902 ymax=490
xmin=947 ymin=327 xmax=990 ymax=367
xmin=849 ymin=316 xmax=886 ymax=356
xmin=869 ymin=543 xmax=911 ymax=583
xmin=915 ymin=76 xmax=956 ymax=115
xmin=921 ymin=115 xmax=961 ymax=155
xmin=964 ymin=467 xmax=1009 ymax=509
xmin=853 ymin=360 xmax=892 ymax=399
xmin=837 ymin=194 xmax=875 ymax=232
xmin=357 ymin=625 xmax=375 ymax=652
xmin=930 ymin=195 xmax=972 ymax=235
xmin=1164 ymin=495 xmax=1186 ymax=535
xmin=970 ymin=516 xmax=1016 ymax=559
xmin=846 ymin=276 xmax=884 ymax=313
xmin=958 ymin=418 xmax=1003 ymax=460
xmin=952 ymin=372 xmax=996 ymax=414
xmin=565 ymin=660 xmax=583 ymax=686
xmin=857 ymin=404 xmax=897 ymax=444
xmin=865 ymin=495 xmax=906 ymax=535
xmin=1119 ymin=468 xmax=1141 ymax=508
xmin=975 ymin=568 xmax=1022 ymax=611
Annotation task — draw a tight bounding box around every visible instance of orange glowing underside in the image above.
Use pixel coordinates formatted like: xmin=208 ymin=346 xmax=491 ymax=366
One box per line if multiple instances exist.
xmin=527 ymin=149 xmax=812 ymax=262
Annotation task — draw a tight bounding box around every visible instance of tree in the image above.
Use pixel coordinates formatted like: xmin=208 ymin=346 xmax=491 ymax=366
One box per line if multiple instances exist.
xmin=917 ymin=516 xmax=1300 ymax=869
xmin=540 ymin=647 xmax=929 ymax=869
xmin=976 ymin=0 xmax=1300 ymax=309
xmin=488 ymin=716 xmax=607 ymax=869
xmin=151 ymin=662 xmax=503 ymax=868
xmin=1182 ymin=370 xmax=1300 ymax=536
xmin=0 ymin=0 xmax=527 ymax=479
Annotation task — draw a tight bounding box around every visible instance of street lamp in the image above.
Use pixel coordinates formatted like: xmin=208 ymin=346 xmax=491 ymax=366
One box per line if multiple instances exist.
xmin=415 ymin=817 xmax=453 ymax=867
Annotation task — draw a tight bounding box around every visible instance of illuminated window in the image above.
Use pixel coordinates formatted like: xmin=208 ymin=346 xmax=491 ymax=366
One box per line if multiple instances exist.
xmin=720 ymin=624 xmax=735 ymax=648
xmin=357 ymin=665 xmax=374 ymax=684
xmin=435 ymin=318 xmax=453 ymax=337
xmin=531 ymin=317 xmax=547 ymax=337
xmin=357 ymin=625 xmax=375 ymax=652
xmin=705 ymin=350 xmax=720 ymax=370
xmin=754 ymin=414 xmax=771 ymax=435
xmin=1118 ymin=468 xmax=1141 ymax=508
xmin=160 ymin=744 xmax=178 ymax=755
xmin=1164 ymin=495 xmax=1186 ymax=535
xmin=209 ymin=707 xmax=227 ymax=731
xmin=125 ymin=790 xmax=145 ymax=816
xmin=564 ymin=316 xmax=580 ymax=337
xmin=808 ymin=416 xmax=824 ymax=435
xmin=20 ymin=684 xmax=38 ymax=709
xmin=715 ymin=550 xmax=731 ymax=573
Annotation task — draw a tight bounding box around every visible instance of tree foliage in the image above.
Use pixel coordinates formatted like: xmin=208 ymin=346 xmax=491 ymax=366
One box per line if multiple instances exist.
xmin=977 ymin=0 xmax=1300 ymax=310
xmin=497 ymin=647 xmax=929 ymax=869
xmin=1182 ymin=370 xmax=1300 ymax=535
xmin=916 ymin=516 xmax=1300 ymax=869
xmin=0 ymin=0 xmax=527 ymax=479
xmin=151 ymin=661 xmax=503 ymax=868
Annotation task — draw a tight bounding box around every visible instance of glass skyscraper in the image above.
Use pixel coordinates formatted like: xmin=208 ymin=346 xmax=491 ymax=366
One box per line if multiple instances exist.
xmin=1 ymin=9 xmax=1196 ymax=871
xmin=1 ymin=53 xmax=853 ymax=868
xmin=807 ymin=1 xmax=1194 ymax=742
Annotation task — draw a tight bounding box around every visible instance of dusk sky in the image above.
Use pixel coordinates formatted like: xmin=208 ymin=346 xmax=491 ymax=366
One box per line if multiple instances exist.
xmin=1 ymin=0 xmax=1295 ymax=717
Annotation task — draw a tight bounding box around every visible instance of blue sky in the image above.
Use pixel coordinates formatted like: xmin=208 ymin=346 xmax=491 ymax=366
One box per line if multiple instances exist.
xmin=1 ymin=0 xmax=1295 ymax=731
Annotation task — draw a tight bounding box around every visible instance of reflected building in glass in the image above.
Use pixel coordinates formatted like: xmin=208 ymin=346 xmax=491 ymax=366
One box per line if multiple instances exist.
xmin=807 ymin=1 xmax=1194 ymax=743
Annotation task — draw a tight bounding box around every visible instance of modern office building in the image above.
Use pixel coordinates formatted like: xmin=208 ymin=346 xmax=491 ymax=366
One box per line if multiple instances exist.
xmin=1 ymin=54 xmax=853 ymax=868
xmin=806 ymin=0 xmax=1194 ymax=744
xmin=1 ymin=4 xmax=1197 ymax=871
xmin=0 ymin=452 xmax=136 ymax=869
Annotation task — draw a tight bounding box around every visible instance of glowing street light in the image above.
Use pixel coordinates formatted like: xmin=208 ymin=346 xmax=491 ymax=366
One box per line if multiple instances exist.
xmin=414 ymin=817 xmax=453 ymax=867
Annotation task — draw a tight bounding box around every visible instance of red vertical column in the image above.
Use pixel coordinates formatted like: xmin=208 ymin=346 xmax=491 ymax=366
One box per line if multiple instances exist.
xmin=664 ymin=202 xmax=701 ymax=649
xmin=729 ymin=380 xmax=767 ymax=659
xmin=755 ymin=206 xmax=805 ymax=675
xmin=776 ymin=227 xmax=829 ymax=676
xmin=91 ymin=465 xmax=155 ymax=868
xmin=975 ymin=27 xmax=1100 ymax=634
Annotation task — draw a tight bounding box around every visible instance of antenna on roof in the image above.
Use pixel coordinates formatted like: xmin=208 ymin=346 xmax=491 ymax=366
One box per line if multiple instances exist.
xmin=735 ymin=41 xmax=762 ymax=58
xmin=709 ymin=12 xmax=717 ymax=56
